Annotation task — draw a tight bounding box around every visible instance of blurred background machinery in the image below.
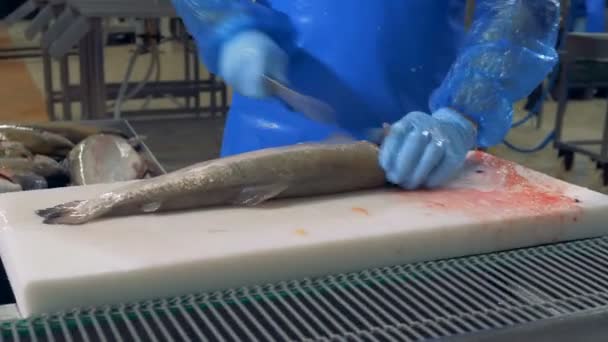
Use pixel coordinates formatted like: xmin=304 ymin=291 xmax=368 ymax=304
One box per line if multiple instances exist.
xmin=3 ymin=0 xmax=228 ymax=122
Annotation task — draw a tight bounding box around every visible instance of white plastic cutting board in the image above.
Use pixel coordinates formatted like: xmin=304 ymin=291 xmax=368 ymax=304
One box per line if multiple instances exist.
xmin=1 ymin=152 xmax=608 ymax=317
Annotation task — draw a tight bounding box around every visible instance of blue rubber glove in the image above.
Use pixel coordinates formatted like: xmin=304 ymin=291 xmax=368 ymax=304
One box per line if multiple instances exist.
xmin=379 ymin=108 xmax=477 ymax=190
xmin=219 ymin=30 xmax=288 ymax=99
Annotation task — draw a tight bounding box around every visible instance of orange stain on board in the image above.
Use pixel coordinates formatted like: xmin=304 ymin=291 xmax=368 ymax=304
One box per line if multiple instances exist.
xmin=352 ymin=207 xmax=370 ymax=216
xmin=294 ymin=229 xmax=308 ymax=237
xmin=404 ymin=152 xmax=582 ymax=221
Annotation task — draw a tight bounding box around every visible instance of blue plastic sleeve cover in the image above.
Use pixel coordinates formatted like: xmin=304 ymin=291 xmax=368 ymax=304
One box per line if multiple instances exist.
xmin=430 ymin=0 xmax=561 ymax=147
xmin=170 ymin=0 xmax=296 ymax=74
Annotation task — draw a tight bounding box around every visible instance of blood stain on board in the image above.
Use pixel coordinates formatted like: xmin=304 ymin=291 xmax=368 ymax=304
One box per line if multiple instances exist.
xmin=403 ymin=152 xmax=582 ymax=221
xmin=352 ymin=207 xmax=370 ymax=216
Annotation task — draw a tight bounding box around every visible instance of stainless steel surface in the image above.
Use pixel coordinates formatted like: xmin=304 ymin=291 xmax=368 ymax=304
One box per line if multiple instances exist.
xmin=2 ymin=235 xmax=608 ymax=340
xmin=263 ymin=74 xmax=336 ymax=125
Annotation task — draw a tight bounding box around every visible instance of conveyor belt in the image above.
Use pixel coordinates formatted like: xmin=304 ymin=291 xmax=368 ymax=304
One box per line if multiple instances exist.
xmin=3 ymin=236 xmax=608 ymax=341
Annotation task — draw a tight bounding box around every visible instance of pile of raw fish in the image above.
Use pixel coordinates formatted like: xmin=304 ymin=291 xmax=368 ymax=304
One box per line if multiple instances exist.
xmin=0 ymin=122 xmax=148 ymax=193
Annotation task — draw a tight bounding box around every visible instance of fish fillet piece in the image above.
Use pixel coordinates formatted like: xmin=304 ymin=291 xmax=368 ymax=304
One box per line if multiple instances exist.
xmin=37 ymin=141 xmax=386 ymax=225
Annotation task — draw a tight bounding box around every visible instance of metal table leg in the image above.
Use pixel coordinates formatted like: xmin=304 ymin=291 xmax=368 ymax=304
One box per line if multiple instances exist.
xmin=79 ymin=31 xmax=91 ymax=119
xmin=79 ymin=18 xmax=107 ymax=120
xmin=183 ymin=36 xmax=192 ymax=110
xmin=88 ymin=18 xmax=107 ymax=119
xmin=59 ymin=55 xmax=72 ymax=120
xmin=221 ymin=80 xmax=228 ymax=115
xmin=193 ymin=48 xmax=201 ymax=116
xmin=41 ymin=49 xmax=56 ymax=121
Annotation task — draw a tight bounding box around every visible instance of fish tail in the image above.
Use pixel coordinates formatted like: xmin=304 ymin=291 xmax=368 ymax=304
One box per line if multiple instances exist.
xmin=36 ymin=199 xmax=111 ymax=225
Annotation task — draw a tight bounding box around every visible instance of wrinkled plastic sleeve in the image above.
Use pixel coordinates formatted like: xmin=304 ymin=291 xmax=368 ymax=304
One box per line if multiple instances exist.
xmin=430 ymin=0 xmax=560 ymax=147
xmin=171 ymin=0 xmax=296 ymax=74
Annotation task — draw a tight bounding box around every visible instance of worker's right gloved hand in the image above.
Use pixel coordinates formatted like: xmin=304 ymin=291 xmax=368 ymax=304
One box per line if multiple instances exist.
xmin=219 ymin=30 xmax=289 ymax=99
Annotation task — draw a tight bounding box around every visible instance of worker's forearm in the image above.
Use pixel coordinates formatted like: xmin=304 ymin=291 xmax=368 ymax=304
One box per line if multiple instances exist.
xmin=171 ymin=0 xmax=295 ymax=73
xmin=430 ymin=0 xmax=560 ymax=147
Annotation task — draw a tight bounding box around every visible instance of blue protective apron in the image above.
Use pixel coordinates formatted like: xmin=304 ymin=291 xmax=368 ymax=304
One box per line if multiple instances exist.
xmin=570 ymin=0 xmax=605 ymax=32
xmin=220 ymin=1 xmax=467 ymax=157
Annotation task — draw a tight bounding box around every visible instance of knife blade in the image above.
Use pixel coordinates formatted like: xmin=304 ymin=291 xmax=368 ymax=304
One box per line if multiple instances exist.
xmin=263 ymin=74 xmax=390 ymax=145
xmin=364 ymin=123 xmax=391 ymax=145
xmin=263 ymin=74 xmax=337 ymax=125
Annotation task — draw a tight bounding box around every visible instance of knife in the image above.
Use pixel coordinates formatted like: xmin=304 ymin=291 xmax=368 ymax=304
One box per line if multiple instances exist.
xmin=263 ymin=74 xmax=337 ymax=125
xmin=365 ymin=123 xmax=391 ymax=145
xmin=263 ymin=74 xmax=390 ymax=145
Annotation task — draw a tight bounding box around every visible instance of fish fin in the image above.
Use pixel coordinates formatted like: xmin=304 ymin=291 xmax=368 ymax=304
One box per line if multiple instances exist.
xmin=36 ymin=199 xmax=109 ymax=225
xmin=140 ymin=201 xmax=161 ymax=213
xmin=232 ymin=183 xmax=289 ymax=206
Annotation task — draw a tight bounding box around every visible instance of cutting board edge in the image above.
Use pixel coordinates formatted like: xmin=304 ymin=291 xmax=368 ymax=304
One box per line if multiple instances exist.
xmin=14 ymin=210 xmax=608 ymax=318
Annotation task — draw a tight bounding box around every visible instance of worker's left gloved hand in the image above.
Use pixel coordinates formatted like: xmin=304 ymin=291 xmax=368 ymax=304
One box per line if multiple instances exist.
xmin=379 ymin=108 xmax=477 ymax=190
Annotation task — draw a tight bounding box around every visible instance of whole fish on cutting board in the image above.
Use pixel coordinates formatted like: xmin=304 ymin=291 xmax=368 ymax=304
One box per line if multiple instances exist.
xmin=0 ymin=141 xmax=33 ymax=159
xmin=37 ymin=141 xmax=386 ymax=225
xmin=0 ymin=125 xmax=74 ymax=157
xmin=68 ymin=134 xmax=148 ymax=186
xmin=18 ymin=122 xmax=128 ymax=144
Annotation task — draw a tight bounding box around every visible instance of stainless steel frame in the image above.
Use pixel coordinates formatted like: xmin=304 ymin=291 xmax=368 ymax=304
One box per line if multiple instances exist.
xmin=3 ymin=0 xmax=229 ymax=121
xmin=554 ymin=33 xmax=608 ymax=184
xmin=56 ymin=0 xmax=228 ymax=120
